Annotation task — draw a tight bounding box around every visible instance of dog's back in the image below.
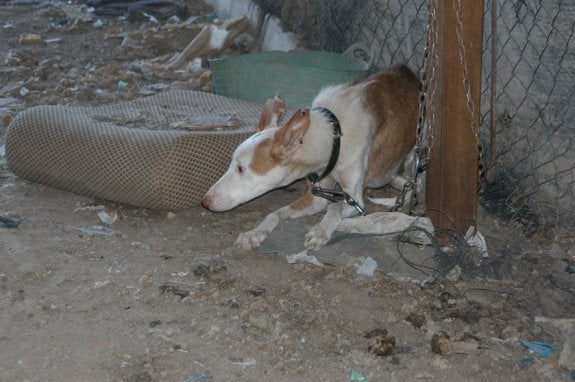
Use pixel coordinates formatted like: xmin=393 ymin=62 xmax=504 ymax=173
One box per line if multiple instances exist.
xmin=311 ymin=65 xmax=421 ymax=188
xmin=363 ymin=66 xmax=421 ymax=187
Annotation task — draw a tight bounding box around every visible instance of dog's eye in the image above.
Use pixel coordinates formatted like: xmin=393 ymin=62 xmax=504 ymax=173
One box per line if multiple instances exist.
xmin=236 ymin=164 xmax=244 ymax=174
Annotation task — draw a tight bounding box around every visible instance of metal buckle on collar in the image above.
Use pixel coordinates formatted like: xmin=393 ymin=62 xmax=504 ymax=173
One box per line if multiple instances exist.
xmin=311 ymin=186 xmax=366 ymax=216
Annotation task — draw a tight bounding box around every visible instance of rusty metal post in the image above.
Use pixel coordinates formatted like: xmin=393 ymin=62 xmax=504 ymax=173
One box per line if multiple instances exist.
xmin=425 ymin=0 xmax=484 ymax=237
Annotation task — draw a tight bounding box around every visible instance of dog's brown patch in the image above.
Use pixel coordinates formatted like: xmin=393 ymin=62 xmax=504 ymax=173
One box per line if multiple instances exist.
xmin=290 ymin=184 xmax=315 ymax=211
xmin=249 ymin=138 xmax=281 ymax=175
xmin=363 ymin=65 xmax=421 ymax=184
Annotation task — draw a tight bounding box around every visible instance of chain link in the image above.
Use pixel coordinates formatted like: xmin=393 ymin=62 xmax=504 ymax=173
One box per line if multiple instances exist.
xmin=453 ymin=0 xmax=486 ymax=186
xmin=394 ymin=0 xmax=437 ymax=214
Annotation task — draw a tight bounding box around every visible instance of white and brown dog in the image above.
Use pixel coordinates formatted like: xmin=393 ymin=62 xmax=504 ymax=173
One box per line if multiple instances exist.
xmin=201 ymin=65 xmax=421 ymax=250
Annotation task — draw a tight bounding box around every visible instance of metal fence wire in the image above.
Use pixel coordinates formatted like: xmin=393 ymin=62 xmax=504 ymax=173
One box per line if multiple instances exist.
xmin=337 ymin=0 xmax=575 ymax=234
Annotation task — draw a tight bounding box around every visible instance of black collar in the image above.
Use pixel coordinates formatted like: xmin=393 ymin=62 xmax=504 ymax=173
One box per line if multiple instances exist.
xmin=306 ymin=107 xmax=342 ymax=184
xmin=305 ymin=107 xmax=366 ymax=216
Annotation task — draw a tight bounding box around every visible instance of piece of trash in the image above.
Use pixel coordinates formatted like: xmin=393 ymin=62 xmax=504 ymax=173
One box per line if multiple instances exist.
xmin=93 ymin=19 xmax=104 ymax=28
xmin=117 ymin=80 xmax=129 ymax=88
xmin=19 ymin=87 xmax=30 ymax=97
xmin=93 ymin=280 xmax=112 ymax=288
xmin=0 ymin=215 xmax=21 ymax=229
xmin=18 ymin=33 xmax=43 ymax=45
xmin=170 ymin=114 xmax=242 ymax=131
xmin=179 ymin=372 xmax=211 ymax=382
xmin=159 ymin=284 xmax=190 ymax=299
xmin=74 ymin=205 xmax=106 ymax=213
xmin=465 ymin=226 xmax=489 ymax=257
xmin=566 ymin=265 xmax=575 ymax=275
xmin=97 ymin=210 xmax=118 ymax=225
xmin=230 ymin=357 xmax=257 ymax=366
xmin=286 ymin=250 xmax=324 ymax=267
xmin=355 ymin=257 xmax=378 ymax=276
xmin=445 ymin=264 xmax=462 ymax=282
xmin=349 ymin=370 xmax=368 ymax=382
xmin=534 ymin=316 xmax=575 ymax=370
xmin=337 ymin=212 xmax=434 ymax=246
xmin=79 ymin=225 xmax=115 ymax=236
xmin=520 ymin=339 xmax=556 ymax=359
xmin=517 ymin=356 xmax=536 ymax=369
xmin=143 ymin=12 xmax=159 ymax=24
xmin=44 ymin=38 xmax=63 ymax=44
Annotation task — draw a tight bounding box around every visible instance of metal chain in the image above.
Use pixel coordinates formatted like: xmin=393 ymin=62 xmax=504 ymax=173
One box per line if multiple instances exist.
xmin=454 ymin=0 xmax=486 ymax=187
xmin=394 ymin=0 xmax=437 ymax=214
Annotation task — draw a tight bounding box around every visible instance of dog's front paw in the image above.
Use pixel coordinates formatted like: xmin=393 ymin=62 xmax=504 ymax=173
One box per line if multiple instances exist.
xmin=304 ymin=225 xmax=331 ymax=251
xmin=234 ymin=229 xmax=268 ymax=250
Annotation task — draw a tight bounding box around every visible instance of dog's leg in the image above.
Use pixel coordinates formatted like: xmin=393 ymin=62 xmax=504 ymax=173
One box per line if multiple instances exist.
xmin=304 ymin=201 xmax=362 ymax=250
xmin=234 ymin=186 xmax=331 ymax=250
xmin=304 ymin=172 xmax=366 ymax=250
xmin=367 ymin=174 xmax=409 ymax=209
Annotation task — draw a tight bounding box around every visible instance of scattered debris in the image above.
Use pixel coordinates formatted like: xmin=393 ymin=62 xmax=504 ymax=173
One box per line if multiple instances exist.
xmin=93 ymin=279 xmax=112 ymax=289
xmin=519 ymin=339 xmax=556 ymax=359
xmin=349 ymin=370 xmax=368 ymax=382
xmin=286 ymin=250 xmax=324 ymax=267
xmin=78 ymin=225 xmax=115 ymax=236
xmin=159 ymin=284 xmax=191 ymax=299
xmin=0 ymin=215 xmax=21 ymax=229
xmin=97 ymin=210 xmax=118 ymax=225
xmin=18 ymin=33 xmax=43 ymax=45
xmin=191 ymin=257 xmax=227 ymax=277
xmin=354 ymin=256 xmax=378 ymax=277
xmin=229 ymin=357 xmax=257 ymax=367
xmin=430 ymin=331 xmax=451 ymax=355
xmin=246 ymin=285 xmax=265 ymax=297
xmin=405 ymin=312 xmax=425 ymax=329
xmin=465 ymin=226 xmax=489 ymax=257
xmin=157 ymin=17 xmax=250 ymax=71
xmin=179 ymin=371 xmax=212 ymax=382
xmin=445 ymin=264 xmax=462 ymax=282
xmin=337 ymin=212 xmax=434 ymax=246
xmin=365 ymin=328 xmax=396 ymax=357
xmin=517 ymin=356 xmax=536 ymax=369
xmin=534 ymin=316 xmax=575 ymax=370
xmin=430 ymin=331 xmax=481 ymax=355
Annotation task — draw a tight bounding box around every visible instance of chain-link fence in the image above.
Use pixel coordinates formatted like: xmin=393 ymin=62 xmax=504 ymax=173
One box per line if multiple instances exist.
xmin=256 ymin=0 xmax=574 ymax=233
xmin=480 ymin=0 xmax=575 ymax=234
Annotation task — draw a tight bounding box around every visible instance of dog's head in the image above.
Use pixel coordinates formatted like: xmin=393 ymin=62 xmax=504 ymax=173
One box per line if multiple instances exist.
xmin=202 ymin=97 xmax=311 ymax=211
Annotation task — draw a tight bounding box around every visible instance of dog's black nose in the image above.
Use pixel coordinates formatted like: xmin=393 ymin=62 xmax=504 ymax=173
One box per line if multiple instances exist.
xmin=201 ymin=195 xmax=212 ymax=210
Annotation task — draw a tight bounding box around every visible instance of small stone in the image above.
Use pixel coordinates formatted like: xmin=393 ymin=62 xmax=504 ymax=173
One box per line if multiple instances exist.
xmin=406 ymin=312 xmax=425 ymax=329
xmin=246 ymin=285 xmax=265 ymax=296
xmin=138 ymin=274 xmax=151 ymax=287
xmin=430 ymin=331 xmax=451 ymax=355
xmin=368 ymin=333 xmax=396 ymax=357
xmin=19 ymin=33 xmax=43 ymax=45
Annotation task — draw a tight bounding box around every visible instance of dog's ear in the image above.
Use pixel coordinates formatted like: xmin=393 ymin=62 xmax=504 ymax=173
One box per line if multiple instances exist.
xmin=271 ymin=108 xmax=310 ymax=159
xmin=256 ymin=95 xmax=287 ymax=132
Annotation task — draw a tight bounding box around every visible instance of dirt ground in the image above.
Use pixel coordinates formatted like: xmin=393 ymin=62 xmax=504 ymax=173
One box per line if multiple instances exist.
xmin=1 ymin=1 xmax=575 ymax=381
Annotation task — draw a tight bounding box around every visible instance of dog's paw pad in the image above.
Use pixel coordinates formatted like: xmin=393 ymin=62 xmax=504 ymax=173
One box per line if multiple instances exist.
xmin=234 ymin=230 xmax=267 ymax=250
xmin=304 ymin=227 xmax=330 ymax=251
